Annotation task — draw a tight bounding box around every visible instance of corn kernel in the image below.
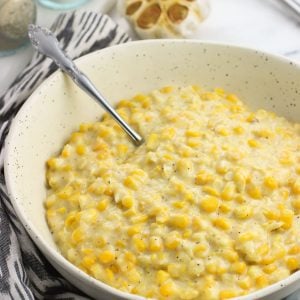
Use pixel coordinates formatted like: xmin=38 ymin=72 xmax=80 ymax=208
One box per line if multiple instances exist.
xmin=127 ymin=225 xmax=141 ymax=236
xmin=79 ymin=123 xmax=92 ymax=132
xmin=264 ymin=176 xmax=278 ymax=189
xmin=56 ymin=207 xmax=66 ymax=214
xmin=200 ymin=196 xmax=219 ymax=213
xmin=70 ymin=132 xmax=82 ymax=143
xmin=162 ymin=127 xmax=176 ymax=139
xmin=201 ymin=92 xmax=215 ymax=101
xmin=219 ymin=203 xmax=231 ymax=213
xmin=222 ymin=249 xmax=239 ymax=262
xmin=76 ymin=145 xmax=86 ymax=155
xmin=234 ymin=205 xmax=253 ymax=219
xmin=131 ymin=169 xmax=146 ymax=177
xmin=114 ymin=240 xmax=125 ymax=249
xmin=286 ymin=257 xmax=299 ymax=271
xmin=246 ymin=113 xmax=256 ymax=122
xmin=61 ymin=145 xmax=71 ymax=158
xmin=160 ymin=282 xmax=175 ymax=297
xmin=134 ymin=93 xmax=147 ymax=102
xmin=231 ymin=261 xmax=247 ymax=275
xmin=172 ymin=201 xmax=186 ymax=209
xmin=168 ymin=263 xmax=185 ymax=278
xmin=117 ymin=144 xmax=128 ymax=156
xmin=263 ymin=209 xmax=280 ymax=220
xmin=88 ymin=184 xmax=104 ymax=195
xmin=192 ymin=216 xmax=203 ymax=230
xmin=292 ymin=178 xmax=300 ymax=194
xmin=82 ymin=255 xmax=96 ymax=269
xmin=48 ymin=177 xmax=58 ymax=189
xmin=233 ymin=171 xmax=246 ymax=192
xmin=226 ymin=94 xmax=239 ymax=103
xmin=247 ymin=184 xmax=262 ymax=199
xmin=183 ymin=229 xmax=192 ymax=238
xmin=124 ymin=176 xmax=138 ymax=190
xmin=94 ymin=236 xmax=106 ymax=248
xmin=133 ymin=237 xmax=147 ymax=252
xmin=65 ymin=213 xmax=78 ymax=228
xmin=177 ymin=159 xmax=193 ymax=176
xmin=192 ymin=85 xmax=202 ymax=93
xmin=195 ymin=170 xmax=213 ymax=185
xmin=256 ymin=275 xmax=269 ymax=288
xmin=97 ymin=199 xmax=108 ymax=211
xmin=289 ymin=245 xmax=300 ymax=255
xmin=261 ymin=255 xmax=276 ymax=265
xmin=118 ymin=99 xmax=131 ymax=108
xmin=233 ymin=126 xmax=245 ymax=135
xmin=187 ymin=138 xmax=201 ymax=148
xmin=238 ymin=277 xmax=251 ymax=290
xmin=169 ymin=214 xmax=190 ymax=229
xmin=147 ymin=133 xmax=159 ymax=150
xmin=193 ymin=244 xmax=207 ymax=257
xmin=131 ymin=214 xmax=148 ymax=224
xmin=97 ymin=126 xmax=111 ymax=138
xmin=124 ymin=251 xmax=136 ymax=263
xmin=219 ymin=290 xmax=237 ymax=299
xmin=160 ymin=86 xmax=173 ymax=94
xmin=186 ymin=130 xmax=201 ymax=137
xmin=263 ymin=264 xmax=277 ymax=274
xmin=149 ymin=236 xmax=162 ymax=252
xmin=202 ymin=186 xmax=220 ymax=197
xmin=238 ymin=232 xmax=255 ymax=243
xmin=125 ymin=269 xmax=139 ymax=283
xmin=280 ymin=152 xmax=294 ymax=166
xmin=93 ymin=141 xmax=109 ymax=153
xmin=281 ymin=209 xmax=294 ymax=229
xmin=121 ymin=196 xmax=133 ymax=209
xmin=216 ymin=160 xmax=229 ymax=175
xmin=248 ymin=139 xmax=260 ymax=148
xmin=215 ymin=126 xmax=229 ymax=137
xmin=254 ymin=129 xmax=274 ymax=139
xmin=213 ymin=217 xmax=231 ymax=230
xmin=257 ymin=244 xmax=270 ymax=256
xmin=105 ymin=268 xmax=115 ymax=282
xmin=275 ymin=248 xmax=286 ymax=260
xmin=235 ymin=195 xmax=246 ymax=203
xmin=156 ymin=270 xmax=170 ymax=284
xmin=165 ymin=234 xmax=180 ymax=250
xmin=99 ymin=251 xmax=115 ymax=264
xmin=57 ymin=186 xmax=73 ymax=199
xmin=71 ymin=228 xmax=84 ymax=244
xmin=221 ymin=182 xmax=235 ymax=201
xmin=47 ymin=158 xmax=58 ymax=169
xmin=292 ymin=198 xmax=300 ymax=211
xmin=280 ymin=188 xmax=290 ymax=200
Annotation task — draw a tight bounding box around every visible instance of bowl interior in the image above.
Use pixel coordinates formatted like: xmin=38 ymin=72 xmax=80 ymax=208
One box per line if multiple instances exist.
xmin=4 ymin=40 xmax=300 ymax=299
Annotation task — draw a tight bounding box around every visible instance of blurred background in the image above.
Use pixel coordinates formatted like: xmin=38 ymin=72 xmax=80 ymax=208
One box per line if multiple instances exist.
xmin=1 ymin=0 xmax=300 ymax=96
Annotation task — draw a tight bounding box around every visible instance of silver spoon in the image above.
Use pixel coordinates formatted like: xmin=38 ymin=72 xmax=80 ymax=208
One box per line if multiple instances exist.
xmin=28 ymin=24 xmax=144 ymax=146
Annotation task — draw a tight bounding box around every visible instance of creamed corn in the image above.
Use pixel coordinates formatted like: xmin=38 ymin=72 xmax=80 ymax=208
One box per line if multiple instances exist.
xmin=45 ymin=85 xmax=300 ymax=300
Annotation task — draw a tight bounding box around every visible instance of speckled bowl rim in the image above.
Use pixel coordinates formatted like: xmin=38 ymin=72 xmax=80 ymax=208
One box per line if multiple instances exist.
xmin=4 ymin=39 xmax=300 ymax=300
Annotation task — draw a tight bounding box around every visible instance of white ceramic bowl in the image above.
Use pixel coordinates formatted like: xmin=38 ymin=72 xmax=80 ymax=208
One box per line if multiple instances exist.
xmin=4 ymin=40 xmax=300 ymax=300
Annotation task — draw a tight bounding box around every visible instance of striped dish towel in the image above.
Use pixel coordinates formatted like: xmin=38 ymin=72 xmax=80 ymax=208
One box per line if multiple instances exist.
xmin=0 ymin=11 xmax=130 ymax=300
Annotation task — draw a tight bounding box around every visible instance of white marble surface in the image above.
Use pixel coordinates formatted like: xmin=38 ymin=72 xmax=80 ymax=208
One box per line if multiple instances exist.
xmin=1 ymin=0 xmax=300 ymax=96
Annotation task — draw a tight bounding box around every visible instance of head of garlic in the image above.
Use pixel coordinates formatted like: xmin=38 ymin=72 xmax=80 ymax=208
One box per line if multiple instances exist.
xmin=119 ymin=0 xmax=210 ymax=39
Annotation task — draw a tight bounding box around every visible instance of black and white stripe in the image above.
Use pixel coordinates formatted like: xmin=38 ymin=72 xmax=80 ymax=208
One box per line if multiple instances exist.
xmin=0 ymin=11 xmax=130 ymax=300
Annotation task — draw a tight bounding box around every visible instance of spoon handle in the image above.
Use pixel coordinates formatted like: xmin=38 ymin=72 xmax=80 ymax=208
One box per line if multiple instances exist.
xmin=28 ymin=24 xmax=144 ymax=146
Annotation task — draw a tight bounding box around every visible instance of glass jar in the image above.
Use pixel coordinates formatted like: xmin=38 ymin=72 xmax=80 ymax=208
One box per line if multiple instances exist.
xmin=0 ymin=0 xmax=36 ymax=56
xmin=37 ymin=0 xmax=89 ymax=10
